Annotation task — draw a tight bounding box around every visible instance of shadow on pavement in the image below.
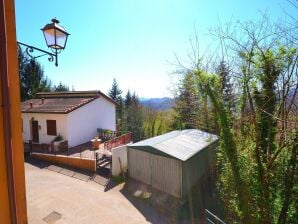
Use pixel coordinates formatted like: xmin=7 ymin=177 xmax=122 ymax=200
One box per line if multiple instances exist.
xmin=104 ymin=178 xmax=121 ymax=192
xmin=119 ymin=178 xmax=177 ymax=224
xmin=25 ymin=157 xmax=50 ymax=169
xmin=25 ymin=157 xmax=94 ymax=181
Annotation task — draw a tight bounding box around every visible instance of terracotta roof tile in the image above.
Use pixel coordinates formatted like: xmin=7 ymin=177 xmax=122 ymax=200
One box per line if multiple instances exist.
xmin=21 ymin=97 xmax=97 ymax=114
xmin=21 ymin=90 xmax=116 ymax=114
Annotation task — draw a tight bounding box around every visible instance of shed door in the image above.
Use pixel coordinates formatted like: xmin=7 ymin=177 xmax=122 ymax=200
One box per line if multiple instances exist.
xmin=151 ymin=154 xmax=181 ymax=198
xmin=128 ymin=148 xmax=151 ymax=185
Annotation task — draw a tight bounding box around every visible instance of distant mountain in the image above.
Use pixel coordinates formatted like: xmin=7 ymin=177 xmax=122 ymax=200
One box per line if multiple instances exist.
xmin=140 ymin=97 xmax=174 ymax=110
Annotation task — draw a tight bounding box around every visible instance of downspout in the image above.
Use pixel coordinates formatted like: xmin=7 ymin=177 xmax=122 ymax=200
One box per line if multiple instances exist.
xmin=0 ymin=1 xmax=17 ymax=223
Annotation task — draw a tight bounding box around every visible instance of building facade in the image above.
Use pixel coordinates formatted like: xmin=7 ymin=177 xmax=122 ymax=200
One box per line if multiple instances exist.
xmin=21 ymin=91 xmax=116 ymax=147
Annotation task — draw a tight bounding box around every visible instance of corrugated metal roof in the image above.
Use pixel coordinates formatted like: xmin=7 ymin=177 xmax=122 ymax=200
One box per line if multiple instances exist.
xmin=130 ymin=129 xmax=219 ymax=161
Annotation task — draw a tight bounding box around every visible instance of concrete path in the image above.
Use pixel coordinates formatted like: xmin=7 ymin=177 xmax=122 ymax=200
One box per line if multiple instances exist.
xmin=25 ymin=159 xmax=155 ymax=224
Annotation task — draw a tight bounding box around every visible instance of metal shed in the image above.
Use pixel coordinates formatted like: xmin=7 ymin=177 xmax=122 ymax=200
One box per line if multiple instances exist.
xmin=128 ymin=129 xmax=219 ymax=199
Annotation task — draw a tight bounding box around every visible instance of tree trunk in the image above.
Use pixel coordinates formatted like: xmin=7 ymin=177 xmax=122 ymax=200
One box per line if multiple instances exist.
xmin=278 ymin=132 xmax=297 ymax=224
xmin=204 ymin=82 xmax=256 ymax=223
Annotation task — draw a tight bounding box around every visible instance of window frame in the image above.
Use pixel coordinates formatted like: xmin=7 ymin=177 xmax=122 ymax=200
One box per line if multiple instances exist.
xmin=46 ymin=119 xmax=57 ymax=136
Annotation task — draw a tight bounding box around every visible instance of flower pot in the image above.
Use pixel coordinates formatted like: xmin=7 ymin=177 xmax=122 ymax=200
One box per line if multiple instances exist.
xmin=91 ymin=138 xmax=101 ymax=149
xmin=53 ymin=140 xmax=64 ymax=152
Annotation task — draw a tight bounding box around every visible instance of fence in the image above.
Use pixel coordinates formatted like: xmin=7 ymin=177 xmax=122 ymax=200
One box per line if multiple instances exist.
xmin=26 ymin=132 xmax=132 ymax=160
xmin=104 ymin=132 xmax=132 ymax=152
xmin=26 ymin=141 xmax=97 ymax=160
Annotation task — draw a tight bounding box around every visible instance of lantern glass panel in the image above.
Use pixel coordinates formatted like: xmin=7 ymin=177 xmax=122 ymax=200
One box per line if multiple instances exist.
xmin=43 ymin=28 xmax=68 ymax=49
xmin=43 ymin=29 xmax=55 ymax=48
xmin=55 ymin=29 xmax=68 ymax=49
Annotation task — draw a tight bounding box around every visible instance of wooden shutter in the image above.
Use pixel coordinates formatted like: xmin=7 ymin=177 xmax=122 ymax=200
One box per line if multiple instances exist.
xmin=46 ymin=120 xmax=57 ymax=136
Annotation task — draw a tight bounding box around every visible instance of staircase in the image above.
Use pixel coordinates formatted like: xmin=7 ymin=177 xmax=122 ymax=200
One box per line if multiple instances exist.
xmin=96 ymin=154 xmax=111 ymax=169
xmin=96 ymin=154 xmax=111 ymax=175
xmin=93 ymin=154 xmax=112 ymax=186
xmin=93 ymin=132 xmax=132 ymax=185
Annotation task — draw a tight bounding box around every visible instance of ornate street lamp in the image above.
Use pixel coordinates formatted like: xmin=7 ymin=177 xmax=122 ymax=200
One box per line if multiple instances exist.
xmin=17 ymin=18 xmax=70 ymax=66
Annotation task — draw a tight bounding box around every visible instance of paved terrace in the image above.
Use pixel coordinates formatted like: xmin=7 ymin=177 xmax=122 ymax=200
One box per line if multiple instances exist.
xmin=25 ymin=158 xmax=169 ymax=224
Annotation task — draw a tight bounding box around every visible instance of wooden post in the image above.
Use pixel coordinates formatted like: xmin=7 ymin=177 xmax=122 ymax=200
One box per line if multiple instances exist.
xmin=0 ymin=0 xmax=28 ymax=223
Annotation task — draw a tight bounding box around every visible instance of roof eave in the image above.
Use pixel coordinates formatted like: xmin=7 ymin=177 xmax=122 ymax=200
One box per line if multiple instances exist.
xmin=129 ymin=137 xmax=220 ymax=161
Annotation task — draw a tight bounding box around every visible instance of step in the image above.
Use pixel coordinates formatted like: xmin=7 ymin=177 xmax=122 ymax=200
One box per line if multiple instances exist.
xmin=97 ymin=161 xmax=111 ymax=168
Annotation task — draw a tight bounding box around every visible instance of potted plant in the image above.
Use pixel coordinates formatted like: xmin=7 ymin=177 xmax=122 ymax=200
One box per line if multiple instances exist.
xmin=91 ymin=135 xmax=101 ymax=149
xmin=53 ymin=134 xmax=64 ymax=151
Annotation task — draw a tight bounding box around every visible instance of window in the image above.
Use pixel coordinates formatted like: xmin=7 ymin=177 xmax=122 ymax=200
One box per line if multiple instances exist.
xmin=46 ymin=120 xmax=57 ymax=136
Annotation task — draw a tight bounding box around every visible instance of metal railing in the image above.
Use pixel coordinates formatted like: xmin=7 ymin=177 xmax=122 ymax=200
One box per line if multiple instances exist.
xmin=205 ymin=209 xmax=226 ymax=224
xmin=27 ymin=132 xmax=133 ymax=160
xmin=104 ymin=132 xmax=132 ymax=152
xmin=27 ymin=141 xmax=96 ymax=160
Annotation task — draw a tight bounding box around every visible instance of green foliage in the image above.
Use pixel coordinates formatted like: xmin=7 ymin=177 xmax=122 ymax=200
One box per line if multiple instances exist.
xmin=53 ymin=134 xmax=63 ymax=142
xmin=107 ymin=79 xmax=174 ymax=142
xmin=188 ymin=43 xmax=297 ymax=223
xmin=53 ymin=82 xmax=70 ymax=92
xmin=18 ymin=47 xmax=71 ymax=101
xmin=18 ymin=48 xmax=51 ymax=101
xmin=196 ymin=70 xmax=256 ymax=223
xmin=216 ymin=61 xmax=235 ymax=112
xmin=172 ymin=72 xmax=218 ymax=133
xmin=143 ymin=108 xmax=173 ymax=138
xmin=173 ymin=72 xmax=200 ymax=129
xmin=108 ymin=78 xmax=124 ymax=130
xmin=122 ymin=91 xmax=144 ymax=141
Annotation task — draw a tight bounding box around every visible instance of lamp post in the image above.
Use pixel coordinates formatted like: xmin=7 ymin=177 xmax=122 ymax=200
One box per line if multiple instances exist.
xmin=17 ymin=18 xmax=69 ymax=66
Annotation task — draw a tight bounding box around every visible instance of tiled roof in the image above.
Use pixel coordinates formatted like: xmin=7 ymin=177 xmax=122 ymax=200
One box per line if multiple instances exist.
xmin=21 ymin=91 xmax=116 ymax=114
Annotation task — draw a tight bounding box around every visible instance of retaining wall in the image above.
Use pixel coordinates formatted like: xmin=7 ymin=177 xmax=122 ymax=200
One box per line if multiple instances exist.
xmin=31 ymin=153 xmax=96 ymax=172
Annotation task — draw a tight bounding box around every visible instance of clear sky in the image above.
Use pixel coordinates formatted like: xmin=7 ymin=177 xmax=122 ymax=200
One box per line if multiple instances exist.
xmin=15 ymin=0 xmax=295 ymax=98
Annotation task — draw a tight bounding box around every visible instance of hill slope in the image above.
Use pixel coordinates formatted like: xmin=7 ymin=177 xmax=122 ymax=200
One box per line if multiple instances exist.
xmin=140 ymin=97 xmax=174 ymax=110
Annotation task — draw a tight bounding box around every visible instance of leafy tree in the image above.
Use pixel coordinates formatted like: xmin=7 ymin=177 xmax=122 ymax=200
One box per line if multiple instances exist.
xmin=172 ymin=71 xmax=218 ymax=133
xmin=200 ymin=16 xmax=298 ymax=223
xmin=109 ymin=78 xmax=122 ymax=99
xmin=171 ymin=12 xmax=297 ymax=223
xmin=196 ymin=70 xmax=255 ymax=223
xmin=18 ymin=47 xmax=70 ymax=100
xmin=216 ymin=60 xmax=235 ymax=112
xmin=123 ymin=90 xmax=144 ymax=141
xmin=124 ymin=90 xmax=132 ymax=107
xmin=108 ymin=78 xmax=123 ymax=131
xmin=172 ymin=72 xmax=200 ymax=129
xmin=53 ymin=82 xmax=70 ymax=91
xmin=18 ymin=48 xmax=51 ymax=101
xmin=143 ymin=108 xmax=173 ymax=138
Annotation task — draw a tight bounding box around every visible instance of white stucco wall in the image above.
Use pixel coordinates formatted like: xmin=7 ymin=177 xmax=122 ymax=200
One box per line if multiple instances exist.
xmin=67 ymin=97 xmax=116 ymax=147
xmin=112 ymin=145 xmax=128 ymax=176
xmin=22 ymin=113 xmax=68 ymax=144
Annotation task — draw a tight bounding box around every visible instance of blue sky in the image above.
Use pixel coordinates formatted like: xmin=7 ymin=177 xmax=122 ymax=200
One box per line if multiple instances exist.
xmin=15 ymin=0 xmax=295 ymax=98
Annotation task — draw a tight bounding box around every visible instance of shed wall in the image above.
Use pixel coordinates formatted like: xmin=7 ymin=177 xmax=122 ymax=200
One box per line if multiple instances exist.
xmin=182 ymin=142 xmax=217 ymax=198
xmin=128 ymin=148 xmax=151 ymax=185
xmin=151 ymin=154 xmax=181 ymax=198
xmin=128 ymin=147 xmax=182 ymax=198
